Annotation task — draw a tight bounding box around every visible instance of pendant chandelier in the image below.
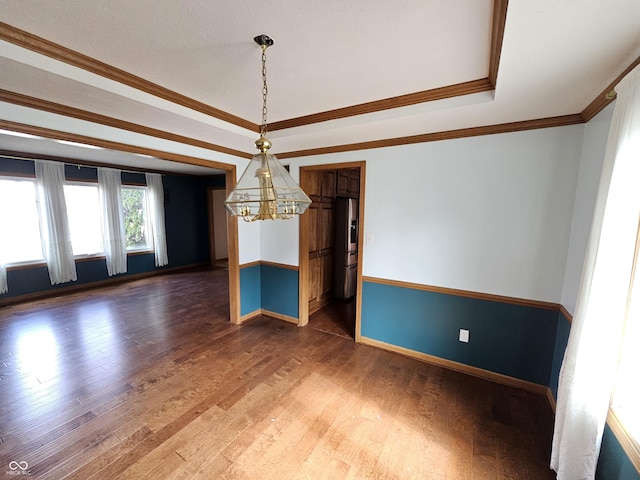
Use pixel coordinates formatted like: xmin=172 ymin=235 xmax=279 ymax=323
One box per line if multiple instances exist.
xmin=224 ymin=34 xmax=311 ymax=222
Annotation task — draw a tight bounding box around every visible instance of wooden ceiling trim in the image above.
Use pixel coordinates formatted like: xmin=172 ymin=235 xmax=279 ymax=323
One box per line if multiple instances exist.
xmin=277 ymin=114 xmax=584 ymax=159
xmin=0 ymin=21 xmax=258 ymax=132
xmin=268 ymin=78 xmax=494 ymax=131
xmin=0 ymin=119 xmax=236 ymax=171
xmin=0 ymin=2 xmax=508 ymax=142
xmin=0 ymin=89 xmax=251 ymax=159
xmin=489 ymin=0 xmax=509 ymax=87
xmin=266 ymin=1 xmax=508 ymax=132
xmin=581 ymin=54 xmax=640 ymax=122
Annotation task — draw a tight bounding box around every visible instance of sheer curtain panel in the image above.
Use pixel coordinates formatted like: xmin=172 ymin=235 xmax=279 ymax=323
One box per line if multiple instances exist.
xmin=551 ymin=65 xmax=640 ymax=479
xmin=0 ymin=256 xmax=6 ymax=294
xmin=98 ymin=167 xmax=127 ymax=276
xmin=145 ymin=173 xmax=168 ymax=267
xmin=34 ymin=160 xmax=77 ymax=285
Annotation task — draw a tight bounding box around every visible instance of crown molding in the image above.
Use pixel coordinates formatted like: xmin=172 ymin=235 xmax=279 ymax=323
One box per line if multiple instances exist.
xmin=277 ymin=114 xmax=584 ymax=159
xmin=0 ymin=21 xmax=258 ymax=132
xmin=4 ymin=3 xmax=637 ymax=163
xmin=269 ymin=0 xmax=508 ymax=131
xmin=0 ymin=0 xmax=509 ymax=136
xmin=489 ymin=0 xmax=509 ymax=87
xmin=0 ymin=89 xmax=251 ymax=159
xmin=0 ymin=119 xmax=235 ymax=171
xmin=268 ymin=78 xmax=494 ymax=131
xmin=581 ymin=54 xmax=640 ymax=122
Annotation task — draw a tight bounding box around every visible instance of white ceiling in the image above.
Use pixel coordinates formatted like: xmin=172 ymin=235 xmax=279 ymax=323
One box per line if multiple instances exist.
xmin=0 ymin=0 xmax=639 ymax=175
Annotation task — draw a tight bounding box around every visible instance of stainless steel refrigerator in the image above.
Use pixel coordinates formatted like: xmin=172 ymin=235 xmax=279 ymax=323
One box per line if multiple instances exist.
xmin=334 ymin=197 xmax=358 ymax=299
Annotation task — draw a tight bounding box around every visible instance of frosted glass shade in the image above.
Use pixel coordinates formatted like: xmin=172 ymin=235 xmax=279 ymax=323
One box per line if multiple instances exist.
xmin=225 ymin=152 xmax=311 ymax=222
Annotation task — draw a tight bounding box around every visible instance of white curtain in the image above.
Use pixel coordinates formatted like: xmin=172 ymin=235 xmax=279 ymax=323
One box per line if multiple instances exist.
xmin=551 ymin=65 xmax=640 ymax=479
xmin=34 ymin=160 xmax=77 ymax=285
xmin=0 ymin=254 xmax=7 ymax=294
xmin=98 ymin=167 xmax=127 ymax=276
xmin=145 ymin=173 xmax=168 ymax=267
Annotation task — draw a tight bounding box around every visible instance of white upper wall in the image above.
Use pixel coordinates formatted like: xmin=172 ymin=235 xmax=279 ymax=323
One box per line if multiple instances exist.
xmin=263 ymin=124 xmax=585 ymax=303
xmin=561 ymin=104 xmax=615 ymax=314
xmin=238 ymin=220 xmax=261 ymax=265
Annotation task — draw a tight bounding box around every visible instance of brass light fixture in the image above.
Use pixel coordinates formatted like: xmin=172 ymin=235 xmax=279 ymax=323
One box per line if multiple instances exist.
xmin=225 ymin=34 xmax=311 ymax=221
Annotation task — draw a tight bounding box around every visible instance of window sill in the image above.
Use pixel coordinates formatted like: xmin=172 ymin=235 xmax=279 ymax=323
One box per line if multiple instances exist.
xmin=6 ymin=250 xmax=155 ymax=270
xmin=127 ymin=249 xmax=154 ymax=256
xmin=5 ymin=260 xmax=47 ymax=271
xmin=608 ymin=408 xmax=640 ymax=475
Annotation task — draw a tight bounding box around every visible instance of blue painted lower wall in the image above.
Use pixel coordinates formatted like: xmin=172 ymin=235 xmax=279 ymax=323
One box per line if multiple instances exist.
xmin=597 ymin=424 xmax=640 ymax=480
xmin=547 ymin=313 xmax=639 ymax=479
xmin=3 ymin=253 xmax=162 ymax=297
xmin=239 ymin=263 xmax=299 ymax=319
xmin=549 ymin=312 xmax=572 ymax=399
xmin=238 ymin=270 xmax=638 ymax=477
xmin=260 ymin=264 xmax=299 ymax=318
xmin=361 ymin=280 xmax=558 ymax=386
xmin=240 ymin=264 xmax=261 ymax=317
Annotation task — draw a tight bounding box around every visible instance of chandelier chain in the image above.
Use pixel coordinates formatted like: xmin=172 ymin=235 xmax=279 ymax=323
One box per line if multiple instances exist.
xmin=260 ymin=45 xmax=268 ymax=137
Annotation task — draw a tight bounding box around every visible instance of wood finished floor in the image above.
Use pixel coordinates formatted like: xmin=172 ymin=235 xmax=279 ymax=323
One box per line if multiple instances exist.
xmin=309 ymin=298 xmax=356 ymax=340
xmin=0 ymin=268 xmax=556 ymax=479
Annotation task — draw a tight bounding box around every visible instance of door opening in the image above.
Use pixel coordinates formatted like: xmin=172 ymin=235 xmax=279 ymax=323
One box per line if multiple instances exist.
xmin=208 ymin=187 xmax=229 ymax=269
xmin=298 ymin=161 xmax=365 ymax=341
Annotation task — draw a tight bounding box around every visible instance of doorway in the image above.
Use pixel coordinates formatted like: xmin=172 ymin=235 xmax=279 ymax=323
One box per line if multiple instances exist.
xmin=298 ymin=161 xmax=365 ymax=342
xmin=207 ymin=187 xmax=229 ymax=269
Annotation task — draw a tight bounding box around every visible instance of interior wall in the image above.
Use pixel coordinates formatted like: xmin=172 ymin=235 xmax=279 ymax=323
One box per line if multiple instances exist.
xmin=0 ymin=158 xmax=211 ymax=300
xmin=286 ymin=124 xmax=584 ymax=304
xmin=260 ymin=216 xmax=299 ymax=265
xmin=238 ymin=221 xmax=261 ymax=264
xmin=211 ymin=189 xmax=229 ymax=260
xmin=560 ymin=103 xmax=615 ymax=315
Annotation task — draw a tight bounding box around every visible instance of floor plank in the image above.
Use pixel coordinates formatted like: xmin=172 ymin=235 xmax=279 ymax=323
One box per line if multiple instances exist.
xmin=0 ymin=267 xmax=556 ymax=479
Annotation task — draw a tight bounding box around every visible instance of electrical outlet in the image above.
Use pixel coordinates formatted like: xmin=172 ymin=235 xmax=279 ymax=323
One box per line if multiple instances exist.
xmin=459 ymin=329 xmax=469 ymax=343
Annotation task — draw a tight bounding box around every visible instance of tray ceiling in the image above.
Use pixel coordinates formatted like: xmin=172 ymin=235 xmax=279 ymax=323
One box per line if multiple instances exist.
xmin=0 ymin=0 xmax=639 ymax=174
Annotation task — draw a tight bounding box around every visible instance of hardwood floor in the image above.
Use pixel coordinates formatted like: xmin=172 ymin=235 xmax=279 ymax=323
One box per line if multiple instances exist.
xmin=0 ymin=268 xmax=556 ymax=479
xmin=309 ymin=298 xmax=356 ymax=340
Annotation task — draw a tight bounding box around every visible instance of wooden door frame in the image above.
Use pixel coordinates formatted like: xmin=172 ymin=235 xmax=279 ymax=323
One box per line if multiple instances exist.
xmin=224 ymin=168 xmax=241 ymax=325
xmin=207 ymin=186 xmax=229 ymax=267
xmin=207 ymin=188 xmax=217 ymax=267
xmin=298 ymin=161 xmax=366 ymax=342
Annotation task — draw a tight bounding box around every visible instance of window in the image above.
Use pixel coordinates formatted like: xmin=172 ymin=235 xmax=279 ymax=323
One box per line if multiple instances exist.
xmin=122 ymin=186 xmax=151 ymax=251
xmin=0 ymin=177 xmax=43 ymax=264
xmin=64 ymin=183 xmax=103 ymax=256
xmin=0 ymin=177 xmax=153 ymax=264
xmin=611 ymin=224 xmax=640 ymax=443
xmin=63 ymin=183 xmax=152 ymax=255
xmin=1 ymin=172 xmax=155 ymax=271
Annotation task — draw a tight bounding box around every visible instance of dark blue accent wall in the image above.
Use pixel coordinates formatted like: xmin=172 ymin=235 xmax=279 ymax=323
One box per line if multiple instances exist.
xmin=361 ymin=280 xmax=558 ymax=385
xmin=538 ymin=310 xmax=639 ymax=479
xmin=239 ymin=263 xmax=299 ymax=319
xmin=0 ymin=158 xmax=211 ymax=300
xmin=260 ymin=264 xmax=298 ymax=318
xmin=240 ymin=264 xmax=261 ymax=316
xmin=549 ymin=312 xmax=572 ymax=399
xmin=205 ymin=174 xmax=226 ymax=188
xmin=163 ymin=175 xmax=210 ymax=267
xmin=596 ymin=425 xmax=640 ymax=480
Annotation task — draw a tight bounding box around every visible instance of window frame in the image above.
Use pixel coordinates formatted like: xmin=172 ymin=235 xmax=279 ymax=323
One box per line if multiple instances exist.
xmin=0 ymin=174 xmax=45 ymax=267
xmin=121 ymin=184 xmax=153 ymax=253
xmin=1 ymin=173 xmax=155 ymax=272
xmin=608 ymin=218 xmax=640 ymax=472
xmin=63 ymin=179 xmax=104 ymax=259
